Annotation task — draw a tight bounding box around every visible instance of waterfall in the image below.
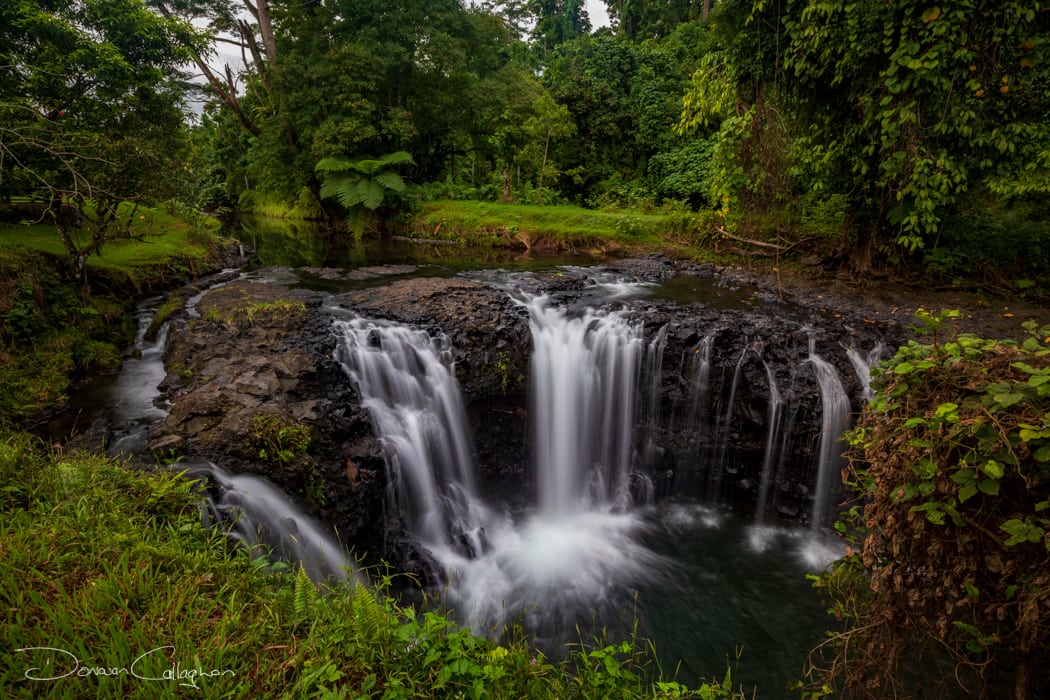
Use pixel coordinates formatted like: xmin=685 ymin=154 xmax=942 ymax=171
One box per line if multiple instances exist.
xmin=807 ymin=337 xmax=851 ymax=529
xmin=189 ymin=463 xmax=357 ymax=584
xmin=333 ymin=316 xmax=489 ymax=559
xmin=686 ymin=333 xmax=715 ymax=431
xmin=518 ymin=293 xmax=646 ymax=514
xmin=754 ymin=358 xmax=783 ymax=520
xmin=639 ymin=324 xmax=669 ymax=473
xmin=846 ymin=341 xmax=886 ymax=402
xmin=714 ymin=342 xmax=749 ymax=491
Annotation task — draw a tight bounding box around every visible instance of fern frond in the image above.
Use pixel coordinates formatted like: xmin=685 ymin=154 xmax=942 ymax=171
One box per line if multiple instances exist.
xmin=319 ymin=173 xmax=353 ymax=201
xmin=374 ymin=171 xmax=406 ymax=193
xmin=314 ymin=156 xmax=354 ymax=172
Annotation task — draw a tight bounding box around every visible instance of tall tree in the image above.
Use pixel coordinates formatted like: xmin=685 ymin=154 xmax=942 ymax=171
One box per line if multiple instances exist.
xmin=784 ymin=0 xmax=1050 ymax=269
xmin=1 ymin=0 xmax=197 ymax=286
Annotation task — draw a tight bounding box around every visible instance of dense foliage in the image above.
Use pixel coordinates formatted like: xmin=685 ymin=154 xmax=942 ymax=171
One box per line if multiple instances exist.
xmin=806 ymin=311 xmax=1050 ymax=698
xmin=5 ymin=1 xmax=1046 ymax=282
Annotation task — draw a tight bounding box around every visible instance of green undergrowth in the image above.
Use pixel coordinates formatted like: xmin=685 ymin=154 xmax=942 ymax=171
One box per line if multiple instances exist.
xmin=0 ymin=248 xmax=134 ymax=419
xmin=0 ymin=433 xmax=744 ymax=699
xmin=0 ymin=204 xmax=227 ymax=422
xmin=416 ymin=201 xmax=712 ymax=254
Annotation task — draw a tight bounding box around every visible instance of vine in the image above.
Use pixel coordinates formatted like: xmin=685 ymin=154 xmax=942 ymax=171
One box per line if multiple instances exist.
xmin=803 ymin=310 xmax=1050 ymax=699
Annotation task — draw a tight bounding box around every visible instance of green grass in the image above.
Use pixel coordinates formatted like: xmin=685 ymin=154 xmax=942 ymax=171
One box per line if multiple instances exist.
xmin=0 ymin=433 xmax=744 ymax=699
xmin=417 ymin=200 xmax=709 ymax=252
xmin=0 ymin=202 xmax=220 ymax=283
xmin=0 ymin=202 xmax=228 ymax=421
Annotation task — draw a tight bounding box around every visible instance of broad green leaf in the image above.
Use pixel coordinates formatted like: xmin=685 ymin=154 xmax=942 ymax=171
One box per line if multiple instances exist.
xmin=977 ymin=479 xmax=999 ymax=496
xmin=921 ymin=6 xmax=942 ymax=23
xmin=959 ymin=482 xmax=978 ymax=502
xmin=893 ymin=361 xmax=915 ymax=374
xmin=981 ymin=460 xmax=1004 ymax=479
xmin=993 ymin=392 xmax=1025 ymax=408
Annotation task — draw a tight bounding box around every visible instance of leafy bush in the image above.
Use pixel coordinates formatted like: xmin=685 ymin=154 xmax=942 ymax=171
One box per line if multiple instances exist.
xmin=805 ymin=310 xmax=1050 ymax=699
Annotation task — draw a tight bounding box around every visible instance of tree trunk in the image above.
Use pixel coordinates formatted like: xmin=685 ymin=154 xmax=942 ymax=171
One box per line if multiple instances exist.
xmin=244 ymin=0 xmax=278 ymax=69
xmin=501 ymin=167 xmax=513 ymax=203
xmin=538 ymin=131 xmax=551 ymax=200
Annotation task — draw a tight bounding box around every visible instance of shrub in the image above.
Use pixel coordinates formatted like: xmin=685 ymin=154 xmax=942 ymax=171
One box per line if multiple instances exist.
xmin=805 ymin=311 xmax=1050 ymax=699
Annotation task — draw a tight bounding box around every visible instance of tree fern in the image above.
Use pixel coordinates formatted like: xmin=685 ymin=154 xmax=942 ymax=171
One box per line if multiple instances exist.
xmin=315 ymin=151 xmax=415 ymax=237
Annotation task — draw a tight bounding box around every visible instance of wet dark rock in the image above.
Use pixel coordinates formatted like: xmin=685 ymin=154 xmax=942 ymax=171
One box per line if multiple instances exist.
xmin=152 ymin=279 xmax=387 ymax=560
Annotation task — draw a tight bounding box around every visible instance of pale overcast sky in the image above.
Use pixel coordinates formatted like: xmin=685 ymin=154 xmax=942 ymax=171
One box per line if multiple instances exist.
xmin=587 ymin=0 xmax=611 ymax=29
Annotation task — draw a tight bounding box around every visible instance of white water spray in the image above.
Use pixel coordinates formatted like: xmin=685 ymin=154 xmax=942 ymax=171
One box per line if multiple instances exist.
xmin=191 ymin=463 xmax=358 ymax=584
xmin=845 ymin=341 xmax=887 ymax=402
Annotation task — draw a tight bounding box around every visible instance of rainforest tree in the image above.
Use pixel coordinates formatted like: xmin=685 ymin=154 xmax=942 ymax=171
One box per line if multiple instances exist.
xmin=1 ymin=0 xmax=199 ymax=285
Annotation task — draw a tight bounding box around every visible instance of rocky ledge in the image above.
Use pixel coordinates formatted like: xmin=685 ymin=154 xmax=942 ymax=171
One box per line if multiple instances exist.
xmin=151 ymin=261 xmax=900 ymax=566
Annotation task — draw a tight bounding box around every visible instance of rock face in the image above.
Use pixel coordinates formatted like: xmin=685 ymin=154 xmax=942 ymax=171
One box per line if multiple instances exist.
xmin=153 ymin=280 xmax=388 ymax=559
xmin=154 ymin=261 xmax=898 ymax=566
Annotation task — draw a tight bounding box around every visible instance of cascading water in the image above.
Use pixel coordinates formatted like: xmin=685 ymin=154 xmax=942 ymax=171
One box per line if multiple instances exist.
xmin=713 ymin=342 xmax=749 ymax=494
xmin=807 ymin=336 xmax=851 ymax=529
xmin=638 ymin=325 xmax=669 ymax=480
xmin=846 ymin=341 xmax=887 ymax=402
xmin=331 ymin=290 xmax=667 ymax=639
xmin=754 ymin=357 xmax=784 ymax=520
xmin=520 ymin=293 xmax=646 ymax=513
xmin=189 ymin=462 xmax=358 ymax=584
xmin=331 ymin=315 xmax=491 ymax=561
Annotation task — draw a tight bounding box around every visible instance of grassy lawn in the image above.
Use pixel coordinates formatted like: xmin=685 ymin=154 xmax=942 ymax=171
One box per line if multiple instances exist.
xmin=0 ymin=202 xmax=220 ymax=280
xmin=417 ymin=200 xmax=709 ymax=252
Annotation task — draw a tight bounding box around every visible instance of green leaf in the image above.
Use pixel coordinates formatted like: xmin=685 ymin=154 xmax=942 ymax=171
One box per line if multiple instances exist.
xmin=993 ymin=392 xmax=1025 ymax=408
xmin=893 ymin=361 xmax=915 ymax=374
xmin=893 ymin=484 xmax=919 ymax=502
xmin=977 ymin=479 xmax=999 ymax=496
xmin=1035 ymin=445 xmax=1050 ymax=463
xmin=319 ymin=173 xmax=353 ymax=201
xmin=981 ymin=460 xmax=1004 ymax=479
xmin=374 ymin=171 xmax=407 ymax=193
xmin=934 ymin=402 xmax=958 ymax=417
xmin=315 ymin=156 xmax=354 ymax=172
xmin=1001 ymin=518 xmax=1045 ymax=546
xmin=959 ymin=482 xmax=978 ymax=502
xmin=357 ymin=180 xmax=385 ymax=210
